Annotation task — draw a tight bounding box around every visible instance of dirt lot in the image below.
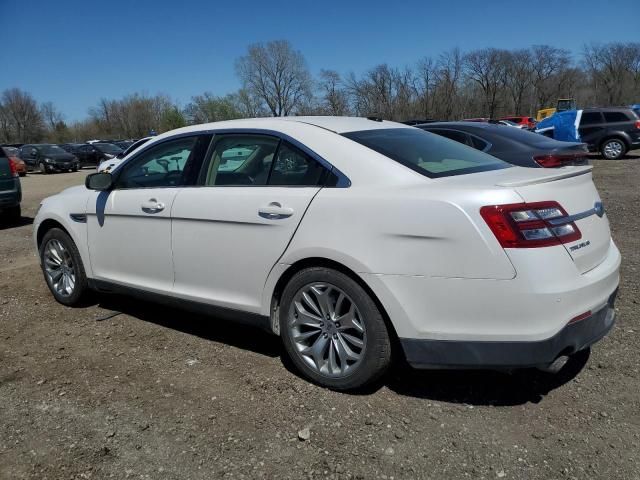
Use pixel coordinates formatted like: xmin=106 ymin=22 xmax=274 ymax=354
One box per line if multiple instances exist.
xmin=1 ymin=156 xmax=639 ymax=480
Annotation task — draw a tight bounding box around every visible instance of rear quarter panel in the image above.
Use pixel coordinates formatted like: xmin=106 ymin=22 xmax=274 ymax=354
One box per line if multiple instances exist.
xmin=279 ymin=182 xmax=520 ymax=280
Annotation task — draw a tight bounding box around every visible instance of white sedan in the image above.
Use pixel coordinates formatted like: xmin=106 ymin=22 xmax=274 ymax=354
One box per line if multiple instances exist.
xmin=34 ymin=117 xmax=620 ymax=390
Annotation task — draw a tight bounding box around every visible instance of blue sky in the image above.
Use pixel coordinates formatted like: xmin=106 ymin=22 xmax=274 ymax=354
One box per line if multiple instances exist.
xmin=1 ymin=0 xmax=638 ymax=121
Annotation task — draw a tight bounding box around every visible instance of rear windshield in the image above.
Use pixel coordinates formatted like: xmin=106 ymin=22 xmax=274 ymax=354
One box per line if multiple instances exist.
xmin=476 ymin=125 xmax=563 ymax=147
xmin=343 ymin=128 xmax=510 ymax=178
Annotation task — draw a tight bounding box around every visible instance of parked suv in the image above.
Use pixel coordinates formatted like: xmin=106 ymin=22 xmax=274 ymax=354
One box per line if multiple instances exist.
xmin=0 ymin=147 xmax=21 ymax=221
xmin=578 ymin=107 xmax=640 ymax=160
xmin=19 ymin=144 xmax=79 ymax=173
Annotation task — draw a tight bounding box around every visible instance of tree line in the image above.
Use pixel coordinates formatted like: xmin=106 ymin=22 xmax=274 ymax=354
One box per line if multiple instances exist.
xmin=1 ymin=40 xmax=638 ymax=143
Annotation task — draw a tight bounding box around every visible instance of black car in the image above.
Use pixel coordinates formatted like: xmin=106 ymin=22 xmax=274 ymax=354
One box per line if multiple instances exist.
xmin=19 ymin=144 xmax=79 ymax=174
xmin=577 ymin=107 xmax=640 ymax=160
xmin=61 ymin=143 xmax=106 ymax=168
xmin=0 ymin=147 xmax=21 ymax=221
xmin=61 ymin=142 xmax=124 ymax=168
xmin=416 ymin=122 xmax=589 ymax=168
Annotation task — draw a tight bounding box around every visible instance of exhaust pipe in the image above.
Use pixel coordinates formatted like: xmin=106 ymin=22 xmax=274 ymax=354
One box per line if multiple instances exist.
xmin=538 ymin=355 xmax=569 ymax=374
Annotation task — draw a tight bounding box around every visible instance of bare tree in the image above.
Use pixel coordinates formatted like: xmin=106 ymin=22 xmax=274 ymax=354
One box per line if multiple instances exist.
xmin=184 ymin=93 xmax=242 ymax=123
xmin=433 ymin=48 xmax=463 ymax=120
xmin=40 ymin=102 xmax=63 ymax=130
xmin=415 ymin=57 xmax=436 ymax=119
xmin=88 ymin=93 xmax=179 ymax=138
xmin=0 ymin=88 xmax=44 ymax=142
xmin=464 ymin=48 xmax=509 ymax=118
xmin=530 ymin=45 xmax=572 ymax=110
xmin=583 ymin=42 xmax=640 ymax=105
xmin=504 ymin=49 xmax=533 ymax=115
xmin=235 ymin=40 xmax=312 ymax=116
xmin=317 ymin=70 xmax=349 ymax=116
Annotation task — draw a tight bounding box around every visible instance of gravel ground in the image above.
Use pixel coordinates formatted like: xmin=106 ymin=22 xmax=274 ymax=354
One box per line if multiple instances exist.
xmin=1 ymin=156 xmax=639 ymax=480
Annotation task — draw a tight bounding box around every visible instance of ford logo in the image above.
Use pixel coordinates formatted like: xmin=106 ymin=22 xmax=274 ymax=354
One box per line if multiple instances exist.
xmin=594 ymin=201 xmax=605 ymax=218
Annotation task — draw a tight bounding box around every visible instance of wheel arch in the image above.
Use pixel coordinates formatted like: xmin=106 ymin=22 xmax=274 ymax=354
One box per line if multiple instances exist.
xmin=268 ymin=257 xmax=402 ymax=355
xmin=36 ymin=218 xmax=70 ymax=248
xmin=599 ymin=133 xmax=630 ymax=149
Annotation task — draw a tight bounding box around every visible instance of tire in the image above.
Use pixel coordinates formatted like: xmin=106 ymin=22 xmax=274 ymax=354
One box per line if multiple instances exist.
xmin=39 ymin=162 xmax=48 ymax=174
xmin=600 ymin=138 xmax=627 ymax=160
xmin=4 ymin=205 xmax=21 ymax=223
xmin=39 ymin=228 xmax=89 ymax=306
xmin=279 ymin=267 xmax=391 ymax=390
xmin=19 ymin=172 xmax=26 ymax=177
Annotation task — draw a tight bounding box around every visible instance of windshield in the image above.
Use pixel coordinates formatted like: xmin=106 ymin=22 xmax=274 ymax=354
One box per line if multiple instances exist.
xmin=343 ymin=128 xmax=509 ymax=178
xmin=95 ymin=143 xmax=123 ymax=154
xmin=41 ymin=145 xmax=67 ymax=155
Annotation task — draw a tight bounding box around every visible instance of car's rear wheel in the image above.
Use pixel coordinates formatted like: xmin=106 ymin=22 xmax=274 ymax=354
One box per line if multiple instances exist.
xmin=279 ymin=267 xmax=391 ymax=390
xmin=3 ymin=205 xmax=21 ymax=223
xmin=39 ymin=228 xmax=89 ymax=306
xmin=601 ymin=138 xmax=627 ymax=160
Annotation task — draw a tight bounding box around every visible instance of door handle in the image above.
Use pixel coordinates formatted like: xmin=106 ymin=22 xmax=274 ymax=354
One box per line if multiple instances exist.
xmin=258 ymin=202 xmax=294 ymax=219
xmin=141 ymin=198 xmax=165 ymax=214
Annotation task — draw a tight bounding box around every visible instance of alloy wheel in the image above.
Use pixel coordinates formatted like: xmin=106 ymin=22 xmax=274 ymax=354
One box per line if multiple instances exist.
xmin=603 ymin=140 xmax=623 ymax=159
xmin=288 ymin=283 xmax=366 ymax=377
xmin=43 ymin=239 xmax=76 ymax=297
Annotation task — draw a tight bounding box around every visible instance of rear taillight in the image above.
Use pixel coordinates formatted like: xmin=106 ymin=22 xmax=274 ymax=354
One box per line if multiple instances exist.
xmin=534 ymin=154 xmax=586 ymax=168
xmin=7 ymin=157 xmax=18 ymax=177
xmin=480 ymin=201 xmax=581 ymax=248
xmin=635 ymin=120 xmax=640 ymax=130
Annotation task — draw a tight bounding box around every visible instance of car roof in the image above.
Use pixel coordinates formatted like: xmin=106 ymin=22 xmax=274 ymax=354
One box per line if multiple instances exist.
xmin=156 ymin=116 xmax=412 ymax=137
xmin=418 ymin=121 xmax=497 ymax=129
xmin=583 ymin=107 xmax=634 ymax=112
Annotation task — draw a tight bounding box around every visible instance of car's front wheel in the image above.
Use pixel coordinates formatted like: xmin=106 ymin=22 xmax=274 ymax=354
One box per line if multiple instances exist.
xmin=39 ymin=162 xmax=48 ymax=174
xmin=601 ymin=138 xmax=627 ymax=160
xmin=279 ymin=267 xmax=391 ymax=390
xmin=39 ymin=228 xmax=89 ymax=306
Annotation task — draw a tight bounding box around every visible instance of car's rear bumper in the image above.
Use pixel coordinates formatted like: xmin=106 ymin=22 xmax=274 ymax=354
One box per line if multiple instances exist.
xmin=400 ymin=290 xmax=616 ymax=369
xmin=0 ymin=187 xmax=21 ymax=209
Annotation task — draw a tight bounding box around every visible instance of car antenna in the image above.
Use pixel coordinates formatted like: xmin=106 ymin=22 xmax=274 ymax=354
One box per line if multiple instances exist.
xmin=366 ymin=115 xmax=384 ymax=122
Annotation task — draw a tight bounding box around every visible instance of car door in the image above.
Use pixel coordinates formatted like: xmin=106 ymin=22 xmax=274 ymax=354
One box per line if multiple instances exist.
xmin=171 ymin=134 xmax=329 ymax=313
xmin=578 ymin=111 xmax=605 ymax=147
xmin=86 ymin=134 xmax=211 ymax=293
xmin=75 ymin=145 xmax=88 ymax=165
xmin=19 ymin=146 xmax=35 ymax=169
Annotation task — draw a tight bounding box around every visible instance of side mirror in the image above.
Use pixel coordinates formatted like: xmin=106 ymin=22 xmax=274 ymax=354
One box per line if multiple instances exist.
xmin=85 ymin=172 xmax=113 ymax=191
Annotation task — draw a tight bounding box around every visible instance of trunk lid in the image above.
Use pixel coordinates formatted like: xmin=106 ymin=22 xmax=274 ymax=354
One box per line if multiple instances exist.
xmin=497 ymin=166 xmax=611 ymax=273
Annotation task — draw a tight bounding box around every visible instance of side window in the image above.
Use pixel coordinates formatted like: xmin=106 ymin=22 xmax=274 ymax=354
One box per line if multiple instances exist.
xmin=470 ymin=135 xmax=489 ymax=151
xmin=116 ymin=136 xmax=204 ymax=189
xmin=431 ymin=129 xmax=474 ymax=148
xmin=269 ymin=142 xmax=327 ymax=186
xmin=202 ymin=134 xmax=279 ymax=186
xmin=603 ymin=111 xmax=630 ymax=123
xmin=580 ymin=112 xmax=603 ymax=126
